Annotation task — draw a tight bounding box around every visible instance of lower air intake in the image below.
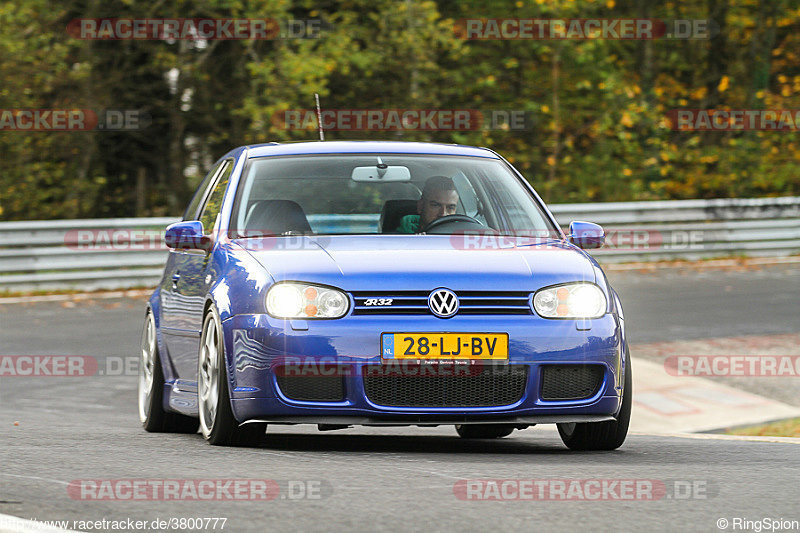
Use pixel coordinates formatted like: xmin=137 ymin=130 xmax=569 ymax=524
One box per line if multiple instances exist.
xmin=540 ymin=365 xmax=605 ymax=400
xmin=276 ymin=372 xmax=345 ymax=402
xmin=362 ymin=364 xmax=528 ymax=407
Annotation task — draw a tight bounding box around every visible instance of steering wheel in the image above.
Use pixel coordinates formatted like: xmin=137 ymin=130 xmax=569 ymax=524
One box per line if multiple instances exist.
xmin=421 ymin=214 xmax=483 ymax=233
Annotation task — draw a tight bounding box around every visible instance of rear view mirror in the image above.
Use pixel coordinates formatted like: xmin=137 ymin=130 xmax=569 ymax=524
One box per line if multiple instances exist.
xmin=351 ymin=157 xmax=410 ymax=182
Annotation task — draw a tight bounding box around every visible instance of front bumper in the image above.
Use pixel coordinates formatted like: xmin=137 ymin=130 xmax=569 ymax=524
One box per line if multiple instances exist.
xmin=222 ymin=313 xmax=626 ymax=424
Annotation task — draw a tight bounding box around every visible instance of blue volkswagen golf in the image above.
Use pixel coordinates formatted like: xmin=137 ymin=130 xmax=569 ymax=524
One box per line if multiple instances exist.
xmin=138 ymin=141 xmax=631 ymax=450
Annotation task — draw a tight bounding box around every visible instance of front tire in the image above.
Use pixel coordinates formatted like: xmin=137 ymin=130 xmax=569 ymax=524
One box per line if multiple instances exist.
xmin=557 ymin=350 xmax=632 ymax=451
xmin=455 ymin=424 xmax=515 ymax=439
xmin=138 ymin=311 xmax=199 ymax=433
xmin=198 ymin=305 xmax=266 ymax=446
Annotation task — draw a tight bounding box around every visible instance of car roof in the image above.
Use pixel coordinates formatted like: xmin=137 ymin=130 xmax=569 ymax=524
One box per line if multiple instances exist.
xmin=242 ymin=141 xmax=500 ymax=159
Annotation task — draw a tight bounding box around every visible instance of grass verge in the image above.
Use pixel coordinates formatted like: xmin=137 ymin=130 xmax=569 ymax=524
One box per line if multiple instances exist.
xmin=726 ymin=417 xmax=800 ymax=438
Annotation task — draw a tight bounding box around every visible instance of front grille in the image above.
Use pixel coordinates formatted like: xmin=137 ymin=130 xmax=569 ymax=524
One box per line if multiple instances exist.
xmin=276 ymin=372 xmax=345 ymax=402
xmin=351 ymin=290 xmax=532 ymax=316
xmin=362 ymin=364 xmax=528 ymax=407
xmin=540 ymin=365 xmax=605 ymax=400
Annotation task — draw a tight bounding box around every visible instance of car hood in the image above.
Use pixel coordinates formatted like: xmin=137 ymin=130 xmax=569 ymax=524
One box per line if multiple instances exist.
xmin=235 ymin=235 xmax=596 ymax=291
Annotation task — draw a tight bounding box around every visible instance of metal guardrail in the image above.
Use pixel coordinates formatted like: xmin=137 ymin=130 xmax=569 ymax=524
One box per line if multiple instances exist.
xmin=0 ymin=218 xmax=175 ymax=292
xmin=555 ymin=196 xmax=800 ymax=263
xmin=1 ymin=197 xmax=798 ymax=292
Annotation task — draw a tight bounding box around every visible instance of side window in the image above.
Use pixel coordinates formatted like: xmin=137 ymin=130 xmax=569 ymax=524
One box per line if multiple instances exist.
xmin=183 ymin=161 xmax=224 ymax=221
xmin=198 ymin=160 xmax=233 ymax=235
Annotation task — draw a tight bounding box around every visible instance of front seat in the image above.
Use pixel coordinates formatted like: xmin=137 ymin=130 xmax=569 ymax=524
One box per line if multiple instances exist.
xmin=380 ymin=199 xmax=419 ymax=233
xmin=243 ymin=200 xmax=312 ymax=236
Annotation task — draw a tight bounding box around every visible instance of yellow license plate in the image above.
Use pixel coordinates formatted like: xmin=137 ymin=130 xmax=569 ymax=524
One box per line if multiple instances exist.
xmin=381 ymin=333 xmax=508 ymax=360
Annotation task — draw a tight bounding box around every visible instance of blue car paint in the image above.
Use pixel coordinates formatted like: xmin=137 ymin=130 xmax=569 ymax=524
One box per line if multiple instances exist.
xmin=149 ymin=141 xmax=628 ymax=425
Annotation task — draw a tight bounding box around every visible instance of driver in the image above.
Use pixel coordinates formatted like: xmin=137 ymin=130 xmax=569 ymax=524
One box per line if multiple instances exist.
xmin=396 ymin=175 xmax=459 ymax=233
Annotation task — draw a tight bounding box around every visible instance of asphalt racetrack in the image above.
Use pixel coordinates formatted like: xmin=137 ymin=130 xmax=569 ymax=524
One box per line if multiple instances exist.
xmin=1 ymin=263 xmax=799 ymax=532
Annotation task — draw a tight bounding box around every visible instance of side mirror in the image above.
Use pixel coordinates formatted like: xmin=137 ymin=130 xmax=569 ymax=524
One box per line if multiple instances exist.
xmin=165 ymin=221 xmax=212 ymax=251
xmin=569 ymin=221 xmax=604 ymax=249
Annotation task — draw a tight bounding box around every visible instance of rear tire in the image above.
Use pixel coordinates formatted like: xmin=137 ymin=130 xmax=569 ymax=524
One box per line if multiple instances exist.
xmin=138 ymin=311 xmax=199 ymax=434
xmin=455 ymin=424 xmax=515 ymax=439
xmin=557 ymin=350 xmax=632 ymax=451
xmin=198 ymin=305 xmax=266 ymax=446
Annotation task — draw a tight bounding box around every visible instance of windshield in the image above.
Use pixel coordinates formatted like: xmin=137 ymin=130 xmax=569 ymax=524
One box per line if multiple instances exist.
xmin=230 ymin=154 xmax=558 ymax=237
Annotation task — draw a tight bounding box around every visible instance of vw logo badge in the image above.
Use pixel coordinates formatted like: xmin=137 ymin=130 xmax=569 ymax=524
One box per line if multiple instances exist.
xmin=428 ymin=288 xmax=459 ymax=318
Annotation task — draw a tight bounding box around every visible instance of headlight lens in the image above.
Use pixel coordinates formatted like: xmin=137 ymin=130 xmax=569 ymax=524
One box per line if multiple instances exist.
xmin=533 ymin=283 xmax=607 ymax=319
xmin=266 ymin=282 xmax=349 ymax=319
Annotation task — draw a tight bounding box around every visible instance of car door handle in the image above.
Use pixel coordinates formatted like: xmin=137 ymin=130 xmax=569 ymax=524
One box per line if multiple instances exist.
xmin=171 ymin=272 xmax=180 ymax=288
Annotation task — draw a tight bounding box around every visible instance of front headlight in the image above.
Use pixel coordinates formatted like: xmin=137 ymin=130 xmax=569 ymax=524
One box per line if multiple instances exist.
xmin=532 ymin=283 xmax=607 ymax=319
xmin=266 ymin=282 xmax=350 ymax=319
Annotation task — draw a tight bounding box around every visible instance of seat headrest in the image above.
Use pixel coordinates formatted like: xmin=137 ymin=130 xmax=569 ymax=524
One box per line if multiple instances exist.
xmin=244 ymin=200 xmax=312 ymax=236
xmin=380 ymin=199 xmax=419 ymax=233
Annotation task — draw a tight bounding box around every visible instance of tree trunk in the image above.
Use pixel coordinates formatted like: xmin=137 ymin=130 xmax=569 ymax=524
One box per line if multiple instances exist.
xmin=705 ymin=0 xmax=729 ymax=109
xmin=547 ymin=45 xmax=562 ymax=203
